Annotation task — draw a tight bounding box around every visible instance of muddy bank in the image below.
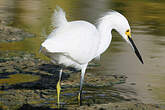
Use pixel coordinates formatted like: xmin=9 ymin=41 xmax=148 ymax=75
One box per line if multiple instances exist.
xmin=0 ymin=51 xmax=164 ymax=110
xmin=77 ymin=102 xmax=164 ymax=110
xmin=0 ymin=51 xmax=72 ymax=109
xmin=0 ymin=51 xmax=71 ymax=89
xmin=0 ymin=20 xmax=34 ymax=42
xmin=0 ymin=51 xmax=133 ymax=110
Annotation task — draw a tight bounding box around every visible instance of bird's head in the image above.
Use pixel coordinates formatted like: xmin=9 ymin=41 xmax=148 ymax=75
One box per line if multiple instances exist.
xmin=109 ymin=11 xmax=144 ymax=64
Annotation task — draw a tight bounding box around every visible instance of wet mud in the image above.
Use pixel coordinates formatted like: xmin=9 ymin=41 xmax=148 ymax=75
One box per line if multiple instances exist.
xmin=0 ymin=52 xmax=163 ymax=110
xmin=0 ymin=19 xmax=34 ymax=42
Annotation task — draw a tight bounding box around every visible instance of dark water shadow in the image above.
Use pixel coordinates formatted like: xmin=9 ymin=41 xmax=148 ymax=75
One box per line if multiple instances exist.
xmin=17 ymin=104 xmax=67 ymax=110
xmin=0 ymin=64 xmax=72 ymax=90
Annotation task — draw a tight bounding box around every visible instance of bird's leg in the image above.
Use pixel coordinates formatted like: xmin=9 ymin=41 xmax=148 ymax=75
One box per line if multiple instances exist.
xmin=78 ymin=64 xmax=88 ymax=106
xmin=56 ymin=69 xmax=62 ymax=108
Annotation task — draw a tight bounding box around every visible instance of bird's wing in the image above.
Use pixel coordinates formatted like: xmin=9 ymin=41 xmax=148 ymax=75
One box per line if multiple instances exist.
xmin=42 ymin=21 xmax=100 ymax=63
xmin=51 ymin=6 xmax=68 ymax=28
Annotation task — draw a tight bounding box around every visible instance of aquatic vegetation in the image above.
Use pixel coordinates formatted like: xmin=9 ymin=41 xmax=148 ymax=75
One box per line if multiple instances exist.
xmin=0 ymin=74 xmax=40 ymax=85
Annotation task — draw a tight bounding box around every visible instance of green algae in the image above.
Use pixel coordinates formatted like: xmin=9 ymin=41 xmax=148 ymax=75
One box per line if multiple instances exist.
xmin=0 ymin=74 xmax=40 ymax=85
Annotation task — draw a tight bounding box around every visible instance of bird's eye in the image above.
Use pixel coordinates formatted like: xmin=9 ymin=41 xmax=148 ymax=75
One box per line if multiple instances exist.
xmin=126 ymin=29 xmax=129 ymax=32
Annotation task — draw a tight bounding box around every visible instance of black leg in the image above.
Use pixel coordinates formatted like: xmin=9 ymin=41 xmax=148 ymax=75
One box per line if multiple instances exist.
xmin=78 ymin=64 xmax=88 ymax=106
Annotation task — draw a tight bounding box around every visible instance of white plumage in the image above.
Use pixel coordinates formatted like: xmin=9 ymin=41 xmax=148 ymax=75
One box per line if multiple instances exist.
xmin=51 ymin=6 xmax=68 ymax=28
xmin=41 ymin=8 xmax=130 ymax=69
xmin=40 ymin=7 xmax=143 ymax=105
xmin=42 ymin=20 xmax=99 ymax=69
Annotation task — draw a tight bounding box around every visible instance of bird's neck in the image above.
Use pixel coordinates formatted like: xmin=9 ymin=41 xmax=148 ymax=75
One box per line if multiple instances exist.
xmin=96 ymin=20 xmax=113 ymax=55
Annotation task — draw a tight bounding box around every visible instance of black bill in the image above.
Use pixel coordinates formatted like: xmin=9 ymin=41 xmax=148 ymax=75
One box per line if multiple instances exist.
xmin=39 ymin=46 xmax=43 ymax=53
xmin=128 ymin=36 xmax=144 ymax=64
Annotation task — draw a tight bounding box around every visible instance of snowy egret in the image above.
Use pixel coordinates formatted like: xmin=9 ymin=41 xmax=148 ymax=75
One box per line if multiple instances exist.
xmin=40 ymin=7 xmax=143 ymax=106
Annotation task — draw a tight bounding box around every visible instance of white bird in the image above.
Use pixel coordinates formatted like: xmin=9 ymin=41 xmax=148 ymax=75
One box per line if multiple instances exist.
xmin=40 ymin=6 xmax=143 ymax=106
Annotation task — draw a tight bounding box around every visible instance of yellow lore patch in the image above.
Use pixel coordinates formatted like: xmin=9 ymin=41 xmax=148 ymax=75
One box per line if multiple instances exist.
xmin=125 ymin=29 xmax=131 ymax=38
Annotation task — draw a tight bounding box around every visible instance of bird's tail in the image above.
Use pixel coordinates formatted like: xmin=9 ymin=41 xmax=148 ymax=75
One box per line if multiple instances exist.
xmin=51 ymin=6 xmax=68 ymax=28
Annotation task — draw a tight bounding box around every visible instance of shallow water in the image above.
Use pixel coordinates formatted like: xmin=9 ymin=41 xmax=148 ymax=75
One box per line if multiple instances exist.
xmin=0 ymin=0 xmax=165 ymax=107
